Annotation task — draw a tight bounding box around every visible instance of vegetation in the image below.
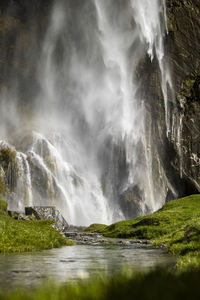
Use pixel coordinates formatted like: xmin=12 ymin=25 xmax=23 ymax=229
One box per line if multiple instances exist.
xmin=1 ymin=268 xmax=200 ymax=300
xmin=0 ymin=176 xmax=8 ymax=197
xmin=0 ymin=199 xmax=8 ymax=212
xmin=0 ymin=200 xmax=73 ymax=253
xmin=0 ymin=147 xmax=18 ymax=194
xmin=0 ymin=147 xmax=17 ymax=174
xmin=180 ymin=68 xmax=200 ymax=101
xmin=86 ymin=194 xmax=200 ymax=269
xmin=85 ymin=223 xmax=107 ymax=233
xmin=0 ymin=195 xmax=200 ymax=298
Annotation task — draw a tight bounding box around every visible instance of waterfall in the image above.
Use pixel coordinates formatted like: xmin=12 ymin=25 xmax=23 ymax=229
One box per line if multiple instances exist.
xmin=0 ymin=0 xmax=169 ymax=225
xmin=131 ymin=0 xmax=172 ymax=135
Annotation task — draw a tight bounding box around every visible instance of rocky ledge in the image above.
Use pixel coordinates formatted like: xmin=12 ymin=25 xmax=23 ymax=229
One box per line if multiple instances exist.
xmin=8 ymin=206 xmax=69 ymax=232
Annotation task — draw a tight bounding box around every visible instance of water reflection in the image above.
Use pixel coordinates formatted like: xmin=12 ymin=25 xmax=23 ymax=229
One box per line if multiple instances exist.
xmin=0 ymin=244 xmax=174 ymax=289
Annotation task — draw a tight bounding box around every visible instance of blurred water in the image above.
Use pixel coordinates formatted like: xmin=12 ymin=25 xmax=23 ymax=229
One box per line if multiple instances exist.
xmin=0 ymin=244 xmax=175 ymax=289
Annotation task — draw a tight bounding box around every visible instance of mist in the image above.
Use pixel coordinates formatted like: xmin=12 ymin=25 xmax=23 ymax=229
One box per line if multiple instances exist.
xmin=0 ymin=0 xmax=170 ymax=226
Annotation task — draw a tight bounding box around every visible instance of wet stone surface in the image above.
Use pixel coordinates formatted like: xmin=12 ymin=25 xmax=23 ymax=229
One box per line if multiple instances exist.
xmin=64 ymin=229 xmax=150 ymax=246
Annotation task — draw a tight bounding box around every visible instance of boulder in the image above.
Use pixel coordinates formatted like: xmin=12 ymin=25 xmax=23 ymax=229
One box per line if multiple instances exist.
xmin=25 ymin=206 xmax=69 ymax=231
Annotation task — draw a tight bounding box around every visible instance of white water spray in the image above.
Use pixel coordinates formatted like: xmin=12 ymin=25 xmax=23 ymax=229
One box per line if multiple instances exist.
xmin=131 ymin=0 xmax=172 ymax=135
xmin=0 ymin=0 xmax=170 ymax=225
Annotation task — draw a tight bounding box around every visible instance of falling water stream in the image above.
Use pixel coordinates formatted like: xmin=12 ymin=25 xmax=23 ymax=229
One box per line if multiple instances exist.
xmin=0 ymin=0 xmax=170 ymax=226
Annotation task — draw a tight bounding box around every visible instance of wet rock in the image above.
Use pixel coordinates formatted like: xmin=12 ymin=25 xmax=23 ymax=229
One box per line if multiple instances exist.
xmin=137 ymin=0 xmax=200 ymax=202
xmin=8 ymin=210 xmax=31 ymax=220
xmin=63 ymin=229 xmax=151 ymax=247
xmin=119 ymin=185 xmax=145 ymax=219
xmin=165 ymin=0 xmax=200 ymax=193
xmin=18 ymin=213 xmax=31 ymax=221
xmin=7 ymin=210 xmax=19 ymax=219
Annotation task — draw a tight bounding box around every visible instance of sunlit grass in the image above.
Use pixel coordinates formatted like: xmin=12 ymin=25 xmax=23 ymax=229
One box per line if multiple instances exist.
xmin=86 ymin=195 xmax=200 ymax=269
xmin=0 ymin=200 xmax=73 ymax=253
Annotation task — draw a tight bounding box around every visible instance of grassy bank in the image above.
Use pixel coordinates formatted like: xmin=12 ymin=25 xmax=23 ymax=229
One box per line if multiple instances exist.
xmin=0 ymin=268 xmax=200 ymax=300
xmin=0 ymin=200 xmax=73 ymax=253
xmin=1 ymin=196 xmax=200 ymax=299
xmin=86 ymin=194 xmax=200 ymax=269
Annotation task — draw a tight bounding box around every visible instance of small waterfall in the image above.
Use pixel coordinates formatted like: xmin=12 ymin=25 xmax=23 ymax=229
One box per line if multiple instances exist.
xmin=0 ymin=141 xmax=32 ymax=211
xmin=0 ymin=0 xmax=171 ymax=225
xmin=15 ymin=152 xmax=33 ymax=209
xmin=27 ymin=132 xmax=112 ymax=225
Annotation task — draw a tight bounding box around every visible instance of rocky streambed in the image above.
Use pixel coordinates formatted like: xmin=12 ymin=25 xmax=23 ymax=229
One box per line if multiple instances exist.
xmin=64 ymin=229 xmax=150 ymax=247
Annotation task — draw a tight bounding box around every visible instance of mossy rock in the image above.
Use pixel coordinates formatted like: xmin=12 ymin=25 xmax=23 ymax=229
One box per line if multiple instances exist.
xmin=0 ymin=175 xmax=8 ymax=196
xmin=0 ymin=147 xmax=18 ymax=174
xmin=0 ymin=199 xmax=7 ymax=213
xmin=179 ymin=69 xmax=200 ymax=102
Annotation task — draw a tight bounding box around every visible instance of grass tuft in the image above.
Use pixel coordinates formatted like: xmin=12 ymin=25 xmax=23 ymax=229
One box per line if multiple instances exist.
xmin=1 ymin=268 xmax=200 ymax=299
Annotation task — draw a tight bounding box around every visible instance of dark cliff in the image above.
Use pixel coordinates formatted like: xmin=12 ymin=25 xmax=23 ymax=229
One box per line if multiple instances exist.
xmin=138 ymin=0 xmax=200 ymax=201
xmin=167 ymin=0 xmax=200 ymax=193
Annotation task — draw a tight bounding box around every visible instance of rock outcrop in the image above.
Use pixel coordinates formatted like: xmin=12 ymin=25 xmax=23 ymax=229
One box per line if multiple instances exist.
xmin=138 ymin=0 xmax=200 ymax=201
xmin=25 ymin=206 xmax=69 ymax=231
xmin=166 ymin=0 xmax=200 ymax=194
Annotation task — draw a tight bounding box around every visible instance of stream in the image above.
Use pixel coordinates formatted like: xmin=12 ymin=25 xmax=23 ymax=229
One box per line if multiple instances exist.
xmin=0 ymin=238 xmax=175 ymax=290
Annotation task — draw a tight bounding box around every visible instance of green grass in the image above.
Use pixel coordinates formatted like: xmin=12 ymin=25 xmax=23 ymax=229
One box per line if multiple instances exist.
xmin=1 ymin=268 xmax=200 ymax=300
xmin=85 ymin=223 xmax=108 ymax=233
xmin=0 ymin=200 xmax=73 ymax=253
xmin=0 ymin=200 xmax=8 ymax=213
xmin=1 ymin=196 xmax=200 ymax=299
xmin=86 ymin=194 xmax=200 ymax=269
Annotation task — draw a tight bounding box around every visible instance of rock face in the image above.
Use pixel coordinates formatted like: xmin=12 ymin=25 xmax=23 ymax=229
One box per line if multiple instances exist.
xmin=25 ymin=206 xmax=69 ymax=231
xmin=166 ymin=0 xmax=200 ymax=194
xmin=137 ymin=0 xmax=200 ymax=200
xmin=165 ymin=0 xmax=200 ymax=192
xmin=171 ymin=69 xmax=200 ymax=191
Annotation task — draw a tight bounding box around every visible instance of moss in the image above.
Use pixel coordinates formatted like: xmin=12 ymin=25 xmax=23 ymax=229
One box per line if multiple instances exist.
xmin=85 ymin=223 xmax=107 ymax=233
xmin=180 ymin=69 xmax=200 ymax=102
xmin=0 ymin=175 xmax=8 ymax=196
xmin=86 ymin=195 xmax=200 ymax=269
xmin=0 ymin=199 xmax=74 ymax=253
xmin=0 ymin=147 xmax=18 ymax=194
xmin=0 ymin=147 xmax=18 ymax=176
xmin=0 ymin=199 xmax=7 ymax=213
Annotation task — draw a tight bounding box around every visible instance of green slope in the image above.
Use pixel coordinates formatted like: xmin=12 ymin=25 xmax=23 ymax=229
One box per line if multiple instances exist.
xmin=86 ymin=195 xmax=200 ymax=269
xmin=0 ymin=200 xmax=73 ymax=253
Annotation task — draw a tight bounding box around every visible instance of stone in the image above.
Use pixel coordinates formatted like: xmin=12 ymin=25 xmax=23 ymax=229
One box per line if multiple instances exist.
xmin=7 ymin=211 xmax=20 ymax=219
xmin=25 ymin=206 xmax=69 ymax=231
xmin=8 ymin=211 xmax=31 ymax=220
xmin=18 ymin=213 xmax=31 ymax=221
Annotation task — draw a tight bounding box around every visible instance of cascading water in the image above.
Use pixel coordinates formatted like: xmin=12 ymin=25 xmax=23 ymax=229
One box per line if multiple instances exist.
xmin=0 ymin=0 xmax=170 ymax=225
xmin=131 ymin=0 xmax=172 ymax=135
